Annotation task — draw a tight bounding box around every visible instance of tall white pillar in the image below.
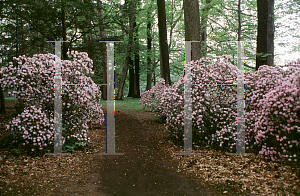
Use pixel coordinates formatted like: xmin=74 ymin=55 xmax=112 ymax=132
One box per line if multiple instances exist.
xmin=98 ymin=41 xmax=124 ymax=156
xmin=45 ymin=40 xmax=70 ymax=156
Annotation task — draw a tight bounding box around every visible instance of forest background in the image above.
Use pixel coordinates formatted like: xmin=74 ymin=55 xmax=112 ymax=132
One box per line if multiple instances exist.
xmin=0 ymin=0 xmax=300 ymax=104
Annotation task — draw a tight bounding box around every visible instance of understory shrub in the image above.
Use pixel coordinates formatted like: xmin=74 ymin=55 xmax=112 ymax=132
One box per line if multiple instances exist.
xmin=0 ymin=51 xmax=105 ymax=153
xmin=139 ymin=78 xmax=170 ymax=118
xmin=245 ymin=62 xmax=300 ymax=163
xmin=5 ymin=105 xmax=55 ymax=152
xmin=141 ymin=55 xmax=300 ymax=165
xmin=160 ymin=55 xmax=239 ymax=150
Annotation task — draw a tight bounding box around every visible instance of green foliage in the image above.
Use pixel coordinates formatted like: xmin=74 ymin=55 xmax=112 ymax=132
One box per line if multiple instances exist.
xmin=274 ymin=0 xmax=300 ymax=61
xmin=4 ymin=97 xmax=18 ymax=101
xmin=1 ymin=0 xmax=262 ymax=92
xmin=12 ymin=148 xmax=22 ymax=156
xmin=0 ymin=128 xmax=16 ymax=149
xmin=1 ymin=0 xmax=300 ymax=92
xmin=62 ymin=140 xmax=87 ymax=153
xmin=155 ymin=115 xmax=167 ymax=124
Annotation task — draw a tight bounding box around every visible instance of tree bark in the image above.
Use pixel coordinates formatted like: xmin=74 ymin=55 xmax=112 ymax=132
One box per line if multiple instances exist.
xmin=168 ymin=0 xmax=182 ymax=52
xmin=238 ymin=0 xmax=241 ymax=41
xmin=153 ymin=40 xmax=157 ymax=86
xmin=116 ymin=0 xmax=137 ymax=100
xmin=97 ymin=0 xmax=107 ymax=100
xmin=200 ymin=0 xmax=211 ymax=58
xmin=256 ymin=0 xmax=274 ymax=70
xmin=128 ymin=56 xmax=134 ymax=97
xmin=133 ymin=21 xmax=141 ymax=98
xmin=183 ymin=0 xmax=201 ymax=61
xmin=61 ymin=0 xmax=68 ymax=60
xmin=157 ymin=0 xmax=171 ymax=86
xmin=146 ymin=10 xmax=152 ymax=91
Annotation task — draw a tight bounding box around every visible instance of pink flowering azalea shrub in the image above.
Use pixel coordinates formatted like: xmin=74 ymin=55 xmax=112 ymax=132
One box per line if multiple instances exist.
xmin=141 ymin=55 xmax=300 ymax=166
xmin=6 ymin=105 xmax=55 ymax=151
xmin=139 ymin=78 xmax=170 ymax=116
xmin=159 ymin=77 xmax=185 ymax=141
xmin=245 ymin=62 xmax=300 ymax=164
xmin=160 ymin=56 xmax=239 ymax=150
xmin=0 ymin=51 xmax=105 ymax=152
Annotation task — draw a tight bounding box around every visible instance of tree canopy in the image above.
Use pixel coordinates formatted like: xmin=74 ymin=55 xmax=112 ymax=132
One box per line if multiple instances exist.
xmin=0 ymin=0 xmax=299 ymax=100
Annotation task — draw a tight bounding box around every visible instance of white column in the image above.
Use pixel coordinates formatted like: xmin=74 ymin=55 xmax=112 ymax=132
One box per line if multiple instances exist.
xmin=98 ymin=41 xmax=123 ymax=155
xmin=45 ymin=40 xmax=70 ymax=156
xmin=236 ymin=41 xmax=246 ymax=154
xmin=175 ymin=41 xmax=201 ymax=155
xmin=229 ymin=41 xmax=252 ymax=156
xmin=54 ymin=41 xmax=63 ymax=154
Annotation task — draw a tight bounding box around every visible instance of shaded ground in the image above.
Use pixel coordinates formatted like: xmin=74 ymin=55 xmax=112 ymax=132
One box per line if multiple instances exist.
xmin=1 ymin=99 xmax=299 ymax=195
xmin=88 ymin=107 xmax=232 ymax=196
xmin=0 ymin=99 xmax=242 ymax=195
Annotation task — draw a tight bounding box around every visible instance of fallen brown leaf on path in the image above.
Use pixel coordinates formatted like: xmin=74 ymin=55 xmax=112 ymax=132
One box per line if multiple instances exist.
xmin=167 ymin=147 xmax=300 ymax=195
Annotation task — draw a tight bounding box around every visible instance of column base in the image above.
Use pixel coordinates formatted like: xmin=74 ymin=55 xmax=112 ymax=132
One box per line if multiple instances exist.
xmin=98 ymin=152 xmax=124 ymax=155
xmin=44 ymin=153 xmax=72 ymax=156
xmin=228 ymin=153 xmax=254 ymax=156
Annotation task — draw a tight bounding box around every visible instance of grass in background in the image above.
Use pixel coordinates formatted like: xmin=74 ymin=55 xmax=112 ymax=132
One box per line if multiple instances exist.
xmin=5 ymin=97 xmax=151 ymax=113
xmin=100 ymin=97 xmax=151 ymax=113
xmin=4 ymin=97 xmax=18 ymax=101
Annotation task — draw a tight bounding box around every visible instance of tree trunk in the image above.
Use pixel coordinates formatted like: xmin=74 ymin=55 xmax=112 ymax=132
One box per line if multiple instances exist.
xmin=157 ymin=0 xmax=171 ymax=86
xmin=133 ymin=52 xmax=141 ymax=98
xmin=200 ymin=0 xmax=211 ymax=58
xmin=146 ymin=11 xmax=152 ymax=91
xmin=97 ymin=0 xmax=107 ymax=100
xmin=133 ymin=21 xmax=141 ymax=98
xmin=61 ymin=0 xmax=68 ymax=60
xmin=183 ymin=0 xmax=201 ymax=61
xmin=153 ymin=40 xmax=157 ymax=86
xmin=15 ymin=9 xmax=19 ymax=57
xmin=101 ymin=38 xmax=107 ymax=101
xmin=116 ymin=0 xmax=137 ymax=100
xmin=128 ymin=56 xmax=134 ymax=97
xmin=238 ymin=0 xmax=241 ymax=41
xmin=256 ymin=0 xmax=274 ymax=70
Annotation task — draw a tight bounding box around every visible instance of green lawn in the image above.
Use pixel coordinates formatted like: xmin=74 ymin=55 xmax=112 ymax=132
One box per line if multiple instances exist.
xmin=4 ymin=97 xmax=151 ymax=113
xmin=100 ymin=97 xmax=151 ymax=112
xmin=4 ymin=97 xmax=18 ymax=101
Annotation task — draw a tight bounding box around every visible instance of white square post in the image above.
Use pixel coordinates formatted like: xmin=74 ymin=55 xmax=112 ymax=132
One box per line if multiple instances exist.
xmin=98 ymin=41 xmax=124 ymax=155
xmin=45 ymin=40 xmax=70 ymax=156
xmin=236 ymin=41 xmax=246 ymax=154
xmin=228 ymin=41 xmax=252 ymax=156
xmin=175 ymin=41 xmax=202 ymax=155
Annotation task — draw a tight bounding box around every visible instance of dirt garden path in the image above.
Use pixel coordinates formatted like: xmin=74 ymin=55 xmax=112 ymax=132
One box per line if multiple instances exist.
xmin=83 ymin=107 xmax=228 ymax=196
xmin=0 ymin=100 xmax=244 ymax=196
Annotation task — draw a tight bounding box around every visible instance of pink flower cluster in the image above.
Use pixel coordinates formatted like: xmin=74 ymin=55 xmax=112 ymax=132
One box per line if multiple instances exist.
xmin=161 ymin=56 xmax=239 ymax=149
xmin=141 ymin=55 xmax=239 ymax=149
xmin=141 ymin=55 xmax=300 ymax=164
xmin=0 ymin=51 xmax=105 ymax=151
xmin=245 ymin=62 xmax=300 ymax=163
xmin=139 ymin=78 xmax=170 ymax=117
xmin=6 ymin=105 xmax=56 ymax=151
